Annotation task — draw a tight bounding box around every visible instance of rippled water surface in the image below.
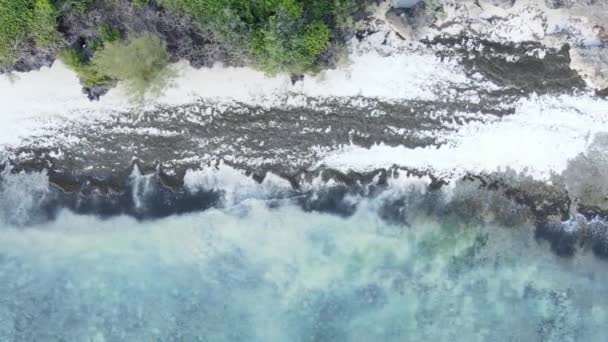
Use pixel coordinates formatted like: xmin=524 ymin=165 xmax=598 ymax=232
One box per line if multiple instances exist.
xmin=1 ymin=198 xmax=607 ymax=342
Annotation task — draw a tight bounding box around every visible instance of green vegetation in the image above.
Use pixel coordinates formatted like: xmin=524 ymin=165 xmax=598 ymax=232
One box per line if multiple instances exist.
xmin=58 ymin=22 xmax=119 ymax=88
xmin=53 ymin=0 xmax=96 ymax=12
xmin=59 ymin=47 xmax=110 ymax=87
xmin=250 ymin=19 xmax=330 ymax=74
xmin=92 ymin=34 xmax=176 ymax=100
xmin=99 ymin=23 xmax=121 ymax=43
xmin=60 ymin=33 xmax=176 ymax=101
xmin=0 ymin=0 xmax=59 ymax=66
xmin=131 ymin=0 xmax=149 ymax=7
xmin=0 ymin=0 xmax=368 ymax=98
xmin=333 ymin=0 xmax=363 ymax=30
xmin=161 ymin=0 xmax=365 ymax=74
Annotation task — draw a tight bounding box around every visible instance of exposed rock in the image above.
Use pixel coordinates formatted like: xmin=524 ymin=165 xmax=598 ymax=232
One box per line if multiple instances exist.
xmin=0 ymin=37 xmax=57 ymax=74
xmin=391 ymin=0 xmax=422 ymax=9
xmin=563 ymin=134 xmax=608 ymax=215
xmin=290 ymin=74 xmax=304 ymax=85
xmin=543 ymin=0 xmax=597 ymax=9
xmin=58 ymin=0 xmax=244 ymax=69
xmin=428 ymin=36 xmax=586 ymax=94
xmin=570 ymin=45 xmax=608 ymax=90
xmin=83 ymin=81 xmax=117 ymax=101
xmin=595 ymin=25 xmax=608 ymax=42
xmin=488 ymin=0 xmax=516 ymax=9
xmin=545 ymin=0 xmax=574 ymax=9
xmin=385 ymin=8 xmax=414 ymax=38
xmin=384 ymin=0 xmax=431 ymax=38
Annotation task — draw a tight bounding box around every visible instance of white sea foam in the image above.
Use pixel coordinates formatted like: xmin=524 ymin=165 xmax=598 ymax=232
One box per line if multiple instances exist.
xmin=316 ymin=93 xmax=608 ymax=180
xmin=0 ymin=49 xmax=473 ymax=144
xmin=0 ymin=168 xmax=51 ymax=226
xmin=183 ymin=162 xmax=292 ymax=205
xmin=1 ymin=10 xmax=607 ymax=181
xmin=0 ymin=63 xmax=130 ymax=145
xmin=2 ymin=52 xmax=607 ymax=180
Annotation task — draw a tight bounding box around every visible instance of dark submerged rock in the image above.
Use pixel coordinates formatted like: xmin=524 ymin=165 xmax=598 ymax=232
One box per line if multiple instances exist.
xmin=83 ymin=81 xmax=117 ymax=101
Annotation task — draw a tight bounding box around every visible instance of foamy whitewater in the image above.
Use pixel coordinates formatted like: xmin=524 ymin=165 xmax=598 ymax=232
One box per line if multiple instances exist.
xmin=0 ymin=168 xmax=606 ymax=341
xmin=2 ymin=55 xmax=607 ymax=178
xmin=2 ymin=3 xmax=608 ymax=339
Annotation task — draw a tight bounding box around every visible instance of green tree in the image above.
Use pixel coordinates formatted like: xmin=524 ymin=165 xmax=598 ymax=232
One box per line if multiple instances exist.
xmin=251 ymin=19 xmax=330 ymax=74
xmin=160 ymin=0 xmax=346 ymax=74
xmin=59 ymin=47 xmax=111 ymax=87
xmin=92 ymin=34 xmax=177 ymax=101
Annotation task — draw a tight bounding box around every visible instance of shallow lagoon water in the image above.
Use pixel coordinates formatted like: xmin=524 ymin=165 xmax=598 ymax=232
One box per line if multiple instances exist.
xmin=1 ymin=197 xmax=607 ymax=342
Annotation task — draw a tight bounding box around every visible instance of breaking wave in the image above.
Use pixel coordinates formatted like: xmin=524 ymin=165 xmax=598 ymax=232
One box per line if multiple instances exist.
xmin=1 ymin=165 xmax=608 ymax=341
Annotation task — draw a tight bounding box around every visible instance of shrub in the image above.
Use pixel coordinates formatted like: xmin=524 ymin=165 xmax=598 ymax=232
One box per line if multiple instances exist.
xmin=131 ymin=0 xmax=149 ymax=7
xmin=300 ymin=21 xmax=331 ymax=57
xmin=160 ymin=0 xmax=352 ymax=74
xmin=59 ymin=47 xmax=111 ymax=87
xmin=251 ymin=19 xmax=330 ymax=74
xmin=31 ymin=0 xmax=59 ymax=45
xmin=92 ymin=34 xmax=176 ymax=100
xmin=99 ymin=23 xmax=121 ymax=43
xmin=53 ymin=0 xmax=96 ymax=12
xmin=0 ymin=0 xmax=59 ymax=66
xmin=331 ymin=0 xmax=366 ymax=30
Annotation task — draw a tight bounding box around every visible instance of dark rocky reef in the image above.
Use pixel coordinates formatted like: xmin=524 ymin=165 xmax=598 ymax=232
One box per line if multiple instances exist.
xmin=2 ymin=96 xmax=513 ymax=189
xmin=426 ymin=35 xmax=586 ymax=95
xmin=4 ymin=150 xmax=608 ymax=260
xmin=544 ymin=0 xmax=597 ymax=9
xmin=2 ymin=92 xmax=606 ymax=260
